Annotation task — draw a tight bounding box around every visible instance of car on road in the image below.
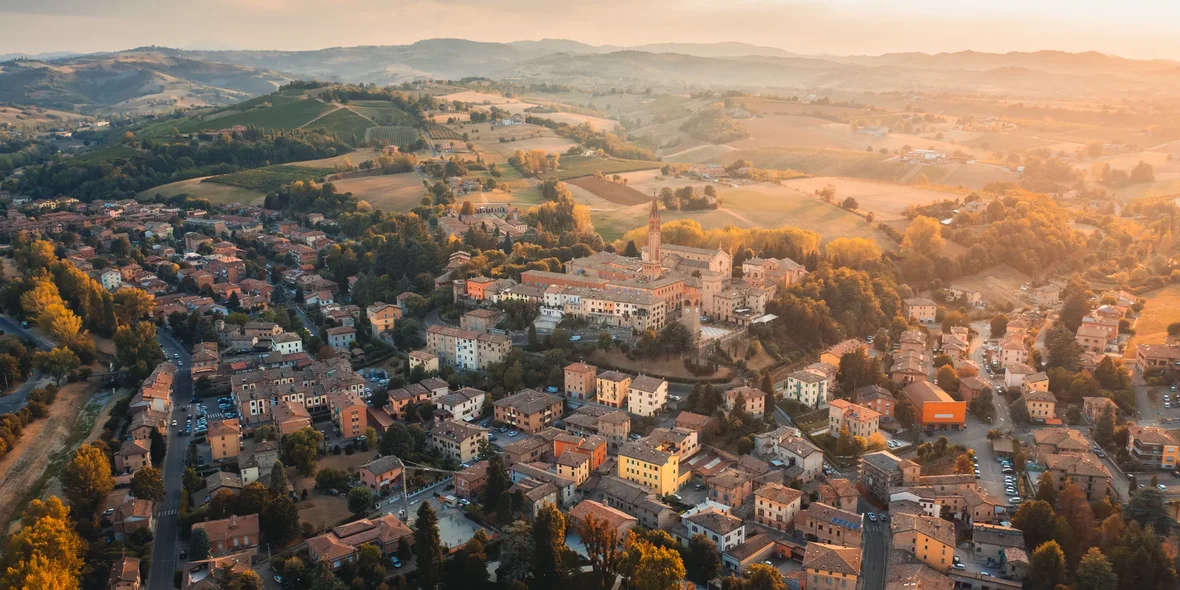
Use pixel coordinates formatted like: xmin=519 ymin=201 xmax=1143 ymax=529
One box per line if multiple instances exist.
xmin=390 ymin=556 xmax=402 ymax=568
xmin=1008 ymin=496 xmax=1022 ymax=505
xmin=274 ymin=575 xmax=284 ymax=584
xmin=1096 ymin=451 xmax=1106 ymax=458
xmin=508 ymin=431 xmax=518 ymax=437
xmin=867 ymin=512 xmax=877 ymax=522
xmin=953 ymin=564 xmax=966 ymax=571
xmin=171 ymin=419 xmax=177 ymax=426
xmin=498 ymin=427 xmax=507 ymax=433
xmin=179 ymin=550 xmax=187 ymax=559
xmin=1159 ymin=484 xmax=1168 ymax=491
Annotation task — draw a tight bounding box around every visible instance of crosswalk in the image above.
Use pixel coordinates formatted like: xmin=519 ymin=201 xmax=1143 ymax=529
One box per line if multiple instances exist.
xmin=156 ymin=509 xmax=178 ymax=516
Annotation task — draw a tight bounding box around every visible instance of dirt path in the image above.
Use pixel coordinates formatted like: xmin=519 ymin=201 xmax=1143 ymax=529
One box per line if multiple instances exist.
xmin=718 ymin=207 xmax=760 ymax=228
xmin=0 ymin=379 xmax=107 ymax=529
xmin=299 ymin=101 xmax=341 ymax=128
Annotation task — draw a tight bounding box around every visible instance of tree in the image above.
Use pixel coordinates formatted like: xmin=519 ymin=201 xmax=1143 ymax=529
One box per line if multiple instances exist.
xmin=414 ymin=501 xmax=445 ymax=590
xmin=498 ymin=520 xmax=535 ymax=581
xmin=1123 ymin=486 xmax=1169 ymax=531
xmin=936 ymin=365 xmax=959 ymax=393
xmin=114 ymin=321 xmax=165 ymax=384
xmin=533 ymin=504 xmax=569 ymax=590
xmin=744 ymin=564 xmax=786 ymax=590
xmin=686 ymin=534 xmax=721 ymax=584
xmin=130 ymin=465 xmax=165 ymax=501
xmin=577 ymin=513 xmax=626 ymax=589
xmin=237 ymin=482 xmax=271 ymax=516
xmin=31 ymin=347 xmax=79 ymax=384
xmin=282 ymin=427 xmax=325 ymax=476
xmin=348 ymin=486 xmax=376 ymax=514
xmin=191 ymin=527 xmax=212 ymax=560
xmin=1012 ymin=500 xmax=1057 ymax=551
xmin=1056 ymin=483 xmax=1097 ymax=559
xmin=900 ymin=216 xmax=946 ymax=256
xmin=61 ymin=443 xmax=114 ymax=525
xmin=150 ymin=427 xmax=167 ymax=466
xmin=1076 ymin=547 xmax=1117 ymax=590
xmin=113 ymin=287 xmax=155 ymax=325
xmin=1094 ymin=405 xmax=1116 ymax=448
xmin=953 ymin=453 xmax=974 ymax=475
xmin=837 ymin=348 xmax=881 ymax=392
xmin=1026 ymin=541 xmax=1067 ymax=590
xmin=990 ymin=314 xmax=1008 ymax=338
xmin=484 ymin=453 xmax=512 ymax=512
xmin=1035 ymin=471 xmax=1057 ymax=504
xmin=446 ymin=536 xmax=490 ymax=590
xmin=260 ymin=496 xmax=300 ymax=545
xmin=270 ymin=460 xmax=290 ymax=496
xmin=895 ymin=396 xmax=917 ymax=428
xmin=1 ymin=497 xmax=85 ymax=590
xmin=627 ymin=536 xmax=686 ymax=590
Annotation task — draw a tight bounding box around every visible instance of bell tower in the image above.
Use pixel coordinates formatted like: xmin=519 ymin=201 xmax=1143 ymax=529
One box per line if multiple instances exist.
xmin=642 ymin=195 xmax=663 ymax=279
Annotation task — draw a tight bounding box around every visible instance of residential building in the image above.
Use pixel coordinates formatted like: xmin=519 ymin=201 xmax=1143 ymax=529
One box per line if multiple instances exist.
xmin=114 ymin=439 xmax=152 ymax=474
xmin=408 ymin=350 xmax=439 ymax=374
xmin=493 ymin=389 xmax=564 ymax=434
xmin=1021 ymin=389 xmax=1057 ymax=422
xmin=1127 ymin=425 xmax=1180 ymax=470
xmin=903 ymin=298 xmax=937 ymax=323
xmin=359 ymin=456 xmax=404 ymax=493
xmin=1083 ymin=396 xmax=1118 ymax=423
xmin=108 ymin=556 xmax=142 ymax=590
xmin=1032 ymin=284 xmax=1061 ymax=307
xmin=903 ymin=381 xmax=966 ymax=431
xmin=1076 ymin=323 xmax=1110 ymax=353
xmin=590 ymin=475 xmax=678 ymax=530
xmin=816 ymin=478 xmax=859 ymax=513
xmin=425 ymin=324 xmax=512 ymax=371
xmin=564 ymin=362 xmax=597 ymax=400
xmin=675 ymin=411 xmax=717 ymax=434
xmin=455 ymin=460 xmax=489 ymax=498
xmin=438 ymin=387 xmax=486 ymax=423
xmin=564 ymin=405 xmax=631 ymax=449
xmin=326 ymin=326 xmax=357 ymax=351
xmin=328 ymin=390 xmax=367 ymax=439
xmin=270 ymin=332 xmax=303 ymax=355
xmin=859 ymin=451 xmax=920 ymax=502
xmin=971 ymin=523 xmax=1025 ymax=564
xmin=192 ymin=341 xmax=220 ymax=375
xmin=804 ymin=543 xmax=861 ymax=590
xmin=628 ymin=375 xmax=668 ymax=416
xmin=709 ymin=468 xmax=754 ymax=507
xmin=569 ymin=499 xmax=638 ymax=536
xmin=799 ymin=502 xmax=863 ymax=547
xmin=828 ymin=399 xmax=880 ymax=439
xmin=999 ymin=336 xmax=1027 ymax=366
xmin=273 ymin=400 xmax=312 ymax=435
xmin=676 ymin=508 xmax=746 ymax=552
xmin=596 ymin=371 xmax=631 ymax=409
xmin=553 ymin=433 xmax=608 ymax=471
xmin=1135 ymin=343 xmax=1180 ymax=373
xmin=429 ymin=421 xmax=488 ymax=463
xmin=783 ymin=370 xmax=829 ymax=408
xmin=754 ymin=426 xmax=825 ymax=483
xmin=307 ymin=515 xmax=413 ymax=570
xmin=892 ymin=512 xmax=956 ymax=573
xmin=460 ymin=308 xmax=505 ymax=332
xmin=191 ymin=514 xmax=259 ymax=557
xmin=753 ymin=482 xmax=803 ymax=532
xmin=725 ymin=386 xmax=766 ymax=415
xmin=819 ymin=339 xmax=866 ymax=367
xmin=1044 ymin=453 xmax=1112 ymax=502
xmin=207 ymin=419 xmax=241 ymax=461
xmin=958 ymin=376 xmax=988 ymax=408
xmin=855 ymin=385 xmax=895 ymax=421
xmin=1032 ymin=429 xmax=1089 ymax=460
xmin=618 ymin=440 xmax=680 ymax=496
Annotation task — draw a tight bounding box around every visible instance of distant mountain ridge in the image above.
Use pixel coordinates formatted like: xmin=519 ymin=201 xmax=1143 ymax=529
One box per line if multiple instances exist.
xmin=6 ymin=39 xmax=1180 ymax=113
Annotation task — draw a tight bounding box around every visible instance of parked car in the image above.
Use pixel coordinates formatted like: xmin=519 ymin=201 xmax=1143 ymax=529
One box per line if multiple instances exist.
xmin=390 ymin=556 xmax=402 ymax=568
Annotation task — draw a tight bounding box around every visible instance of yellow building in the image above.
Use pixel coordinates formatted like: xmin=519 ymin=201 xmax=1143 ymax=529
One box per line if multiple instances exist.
xmin=890 ymin=513 xmax=955 ymax=573
xmin=207 ymin=419 xmax=241 ymax=461
xmin=1127 ymin=425 xmax=1180 ymax=470
xmin=827 ymin=399 xmax=881 ymax=439
xmin=803 ymin=543 xmax=861 ymax=590
xmin=597 ymin=371 xmax=631 ymax=409
xmin=617 ymin=440 xmax=680 ymax=496
xmin=1022 ymin=390 xmax=1057 ymax=422
xmin=754 ymin=483 xmax=803 ymax=532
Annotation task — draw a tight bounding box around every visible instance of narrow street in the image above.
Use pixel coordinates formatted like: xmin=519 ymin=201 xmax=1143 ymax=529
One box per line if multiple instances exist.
xmin=148 ymin=329 xmax=193 ymax=590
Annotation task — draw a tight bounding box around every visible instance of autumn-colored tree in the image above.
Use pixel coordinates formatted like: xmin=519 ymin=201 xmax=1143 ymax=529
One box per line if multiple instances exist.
xmin=37 ymin=303 xmax=83 ymax=343
xmin=1055 ymin=483 xmax=1096 ymax=563
xmin=130 ymin=465 xmax=165 ymax=502
xmin=533 ymin=504 xmax=569 ymax=590
xmin=953 ymin=453 xmax=974 ymax=475
xmin=61 ymin=444 xmax=114 ymax=525
xmin=825 ymin=237 xmax=882 ymax=269
xmin=19 ymin=276 xmax=63 ymax=320
xmin=1012 ymin=500 xmax=1057 ymax=551
xmin=112 ymin=287 xmax=155 ymax=325
xmin=31 ymin=347 xmax=79 ymax=384
xmin=1026 ymin=541 xmax=1067 ymax=590
xmin=900 ymin=215 xmax=946 ymax=256
xmin=744 ymin=563 xmax=786 ymax=590
xmin=626 ymin=535 xmax=686 ymax=590
xmin=1 ymin=497 xmax=85 ymax=590
xmin=577 ymin=512 xmax=626 ymax=589
xmin=114 ymin=321 xmax=165 ymax=384
xmin=1035 ymin=472 xmax=1058 ymax=504
xmin=1075 ymin=547 xmax=1117 ymax=590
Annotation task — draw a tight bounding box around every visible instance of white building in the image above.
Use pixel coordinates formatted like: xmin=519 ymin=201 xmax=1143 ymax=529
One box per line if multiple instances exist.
xmin=326 ymin=326 xmax=357 ymax=351
xmin=627 ymin=375 xmax=668 ymax=417
xmin=270 ymin=332 xmax=304 ymax=355
xmin=101 ymin=269 xmax=122 ymax=291
xmin=439 ymin=387 xmax=487 ymax=423
xmin=783 ymin=370 xmax=829 ymax=408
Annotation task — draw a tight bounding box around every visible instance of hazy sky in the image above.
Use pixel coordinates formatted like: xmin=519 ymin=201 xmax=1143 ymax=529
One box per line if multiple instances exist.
xmin=3 ymin=0 xmax=1180 ymax=59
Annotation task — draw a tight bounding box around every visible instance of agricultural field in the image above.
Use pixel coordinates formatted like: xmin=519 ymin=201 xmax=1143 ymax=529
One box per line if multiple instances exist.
xmin=136 ymin=176 xmax=265 ymax=205
xmin=425 ymin=123 xmax=465 ymax=141
xmin=568 ymin=176 xmax=650 ymax=206
xmin=616 ymin=169 xmax=722 ymax=196
xmin=440 ymin=91 xmax=524 ymax=105
xmin=780 ymin=177 xmax=957 ymax=221
xmin=0 ymin=105 xmax=84 ymax=128
xmin=73 ymin=144 xmax=142 ymax=163
xmin=365 ymin=126 xmax=420 ymax=147
xmin=715 ymin=147 xmax=913 ymax=181
xmin=175 ymin=97 xmax=331 ymax=133
xmin=1125 ymin=283 xmax=1180 ymax=359
xmin=555 ymin=156 xmax=661 ymax=180
xmin=306 ymin=107 xmax=373 ymax=143
xmin=347 ymin=101 xmax=417 ymax=126
xmin=478 ymin=136 xmax=577 ymax=163
xmin=290 ymin=148 xmax=381 ymax=169
xmin=531 ymin=111 xmax=616 ymax=131
xmin=332 ymin=172 xmax=427 ymax=211
xmin=206 ymin=164 xmax=335 ymax=193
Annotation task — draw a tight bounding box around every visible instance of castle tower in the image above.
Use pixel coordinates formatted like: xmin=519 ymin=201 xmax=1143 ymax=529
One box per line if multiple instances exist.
xmin=642 ymin=195 xmax=663 ymax=279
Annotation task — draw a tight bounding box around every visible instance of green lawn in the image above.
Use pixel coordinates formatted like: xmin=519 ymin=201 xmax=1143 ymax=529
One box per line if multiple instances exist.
xmin=307 ymin=108 xmax=373 ymax=145
xmin=176 ymin=98 xmax=332 ymax=133
xmin=205 ymin=165 xmax=335 ymax=193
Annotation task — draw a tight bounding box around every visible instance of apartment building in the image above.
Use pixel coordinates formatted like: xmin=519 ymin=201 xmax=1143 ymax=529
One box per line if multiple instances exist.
xmin=891 ymin=512 xmax=956 ymax=573
xmin=618 ymin=440 xmax=681 ymax=496
xmin=425 ymin=324 xmax=512 ymax=371
xmin=438 ymin=387 xmax=486 ymax=423
xmin=628 ymin=375 xmax=668 ymax=417
xmin=784 ymin=370 xmax=829 ymax=408
xmin=428 ymin=421 xmax=488 ymax=463
xmin=803 ymin=543 xmax=861 ymax=590
xmin=753 ymin=482 xmax=803 ymax=532
xmin=564 ymin=362 xmax=597 ymax=400
xmin=798 ymin=502 xmax=863 ymax=547
xmin=1127 ymin=425 xmax=1180 ymax=470
xmin=493 ymin=389 xmax=564 ymax=434
xmin=207 ymin=419 xmax=242 ymax=461
xmin=596 ymin=371 xmax=631 ymax=409
xmin=828 ymin=399 xmax=881 ymax=439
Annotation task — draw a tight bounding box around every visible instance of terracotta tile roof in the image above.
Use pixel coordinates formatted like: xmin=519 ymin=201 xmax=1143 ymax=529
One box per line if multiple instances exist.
xmin=684 ymin=509 xmax=744 ymax=535
xmin=803 ymin=542 xmax=862 ymax=575
xmin=755 ymin=482 xmax=803 ymax=506
xmin=1045 ymin=453 xmax=1112 ymax=478
xmin=569 ymin=499 xmax=637 ymax=531
xmin=891 ymin=512 xmax=955 ymax=548
xmin=885 ymin=564 xmax=953 ymax=590
xmin=193 ymin=514 xmax=259 ymax=545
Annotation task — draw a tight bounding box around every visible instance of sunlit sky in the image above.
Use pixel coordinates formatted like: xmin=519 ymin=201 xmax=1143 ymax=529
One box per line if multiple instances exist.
xmin=2 ymin=0 xmax=1180 ymax=59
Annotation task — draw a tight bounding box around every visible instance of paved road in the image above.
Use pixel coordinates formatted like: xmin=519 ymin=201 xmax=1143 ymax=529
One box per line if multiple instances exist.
xmin=0 ymin=314 xmax=55 ymax=414
xmin=861 ymin=514 xmax=889 ymax=590
xmin=969 ymin=321 xmax=1011 ymax=430
xmin=148 ymin=330 xmax=193 ymax=590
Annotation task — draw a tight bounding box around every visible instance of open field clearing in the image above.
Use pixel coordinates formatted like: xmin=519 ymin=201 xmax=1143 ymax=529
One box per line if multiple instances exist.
xmin=430 ymin=111 xmax=470 ymax=123
xmin=333 ymin=172 xmax=427 ymax=211
xmin=555 ymin=156 xmax=661 ymax=180
xmin=477 ymin=136 xmax=578 ymax=162
xmin=950 ymin=263 xmax=1033 ymax=308
xmin=208 ymin=164 xmax=335 ymax=193
xmin=661 ymin=143 xmax=734 ymax=164
xmin=290 ymin=148 xmax=381 ymax=169
xmin=532 ymin=111 xmax=616 ymax=131
xmin=1126 ymin=284 xmax=1180 ymax=359
xmin=569 ymin=176 xmax=650 ymax=206
xmin=175 ymin=97 xmax=330 ymax=133
xmin=617 ymin=169 xmax=726 ymax=196
xmin=929 ymin=162 xmax=1019 ymax=189
xmin=138 ymin=176 xmax=265 ymax=204
xmin=441 ymin=90 xmax=526 ymax=105
xmin=780 ymin=177 xmax=956 ymax=220
xmin=0 ymin=105 xmax=84 ymax=127
xmin=73 ymin=144 xmax=143 ymax=163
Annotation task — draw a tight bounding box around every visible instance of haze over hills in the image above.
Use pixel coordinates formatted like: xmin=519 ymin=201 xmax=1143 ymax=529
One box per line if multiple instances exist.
xmin=6 ymin=39 xmax=1180 ymax=113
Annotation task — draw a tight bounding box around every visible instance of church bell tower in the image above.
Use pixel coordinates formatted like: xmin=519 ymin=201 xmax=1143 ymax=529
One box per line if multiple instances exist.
xmin=643 ymin=195 xmax=663 ymax=279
